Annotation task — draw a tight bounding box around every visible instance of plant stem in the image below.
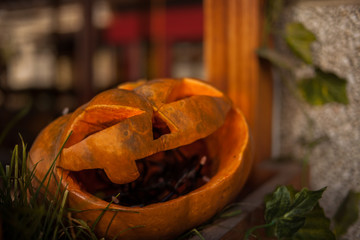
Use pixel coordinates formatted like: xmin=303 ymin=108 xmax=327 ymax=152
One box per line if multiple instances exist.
xmin=190 ymin=228 xmax=205 ymax=240
xmin=244 ymin=221 xmax=275 ymax=240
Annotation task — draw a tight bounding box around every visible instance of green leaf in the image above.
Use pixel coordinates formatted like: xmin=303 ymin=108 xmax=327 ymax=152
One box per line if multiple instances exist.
xmin=293 ymin=204 xmax=336 ymax=240
xmin=265 ymin=186 xmax=292 ymax=223
xmin=264 ymin=186 xmax=326 ymax=239
xmin=286 ymin=187 xmax=326 ymax=219
xmin=298 ymin=68 xmax=349 ymax=105
xmin=285 ymin=22 xmax=316 ymax=64
xmin=333 ymin=191 xmax=360 ymax=237
xmin=275 ymin=217 xmax=305 ymax=239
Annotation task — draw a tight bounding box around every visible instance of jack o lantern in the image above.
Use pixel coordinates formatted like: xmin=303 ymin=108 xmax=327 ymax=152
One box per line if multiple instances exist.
xmin=28 ymin=78 xmax=252 ymax=240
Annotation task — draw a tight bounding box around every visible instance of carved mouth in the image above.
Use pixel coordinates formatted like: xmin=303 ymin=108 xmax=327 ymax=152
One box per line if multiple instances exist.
xmin=69 ymin=139 xmax=214 ymax=207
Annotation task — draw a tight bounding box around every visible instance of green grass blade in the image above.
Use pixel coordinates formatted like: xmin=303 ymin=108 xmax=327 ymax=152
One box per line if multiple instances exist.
xmin=42 ymin=186 xmax=64 ymax=238
xmin=42 ymin=200 xmax=55 ymax=238
xmin=91 ymin=193 xmax=121 ymax=231
xmin=42 ymin=175 xmax=65 ymax=239
xmin=25 ymin=159 xmax=41 ymax=202
xmin=52 ymin=189 xmax=69 ymax=240
xmin=41 ymin=167 xmax=56 ymax=206
xmin=32 ymin=132 xmax=72 ymax=204
xmin=19 ymin=134 xmax=28 ymax=177
xmin=14 ymin=145 xmax=19 ymax=202
xmin=75 ymin=219 xmax=98 ymax=239
xmin=5 ymin=165 xmax=10 ymax=178
xmin=59 ymin=220 xmax=74 ymax=240
xmin=9 ymin=145 xmax=17 ymax=180
xmin=105 ymin=210 xmax=119 ymax=238
xmin=17 ymin=136 xmax=28 ymax=204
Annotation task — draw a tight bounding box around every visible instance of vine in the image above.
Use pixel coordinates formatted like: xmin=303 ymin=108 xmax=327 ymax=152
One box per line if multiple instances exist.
xmin=259 ymin=0 xmax=349 ymax=106
xmin=242 ymin=1 xmax=359 ymax=239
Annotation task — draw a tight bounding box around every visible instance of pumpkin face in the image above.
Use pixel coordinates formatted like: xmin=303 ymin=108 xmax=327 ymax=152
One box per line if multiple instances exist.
xmin=29 ymin=78 xmax=252 ymax=240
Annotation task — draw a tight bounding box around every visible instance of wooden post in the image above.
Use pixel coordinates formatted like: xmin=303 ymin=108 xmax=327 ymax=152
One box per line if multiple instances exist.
xmin=204 ymin=0 xmax=272 ymax=175
xmin=76 ymin=0 xmax=95 ymax=104
xmin=149 ymin=0 xmax=168 ymax=78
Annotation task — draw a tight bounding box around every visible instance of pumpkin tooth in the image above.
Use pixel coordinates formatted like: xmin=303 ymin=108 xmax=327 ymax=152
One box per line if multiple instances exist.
xmin=60 ymin=114 xmax=154 ymax=184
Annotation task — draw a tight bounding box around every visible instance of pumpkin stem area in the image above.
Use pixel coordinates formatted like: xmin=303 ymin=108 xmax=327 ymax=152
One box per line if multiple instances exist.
xmin=70 ymin=139 xmax=213 ymax=207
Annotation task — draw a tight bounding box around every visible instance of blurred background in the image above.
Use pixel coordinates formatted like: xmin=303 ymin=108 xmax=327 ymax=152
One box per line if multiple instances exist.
xmin=0 ymin=0 xmax=204 ymax=161
xmin=1 ymin=1 xmax=360 ymax=237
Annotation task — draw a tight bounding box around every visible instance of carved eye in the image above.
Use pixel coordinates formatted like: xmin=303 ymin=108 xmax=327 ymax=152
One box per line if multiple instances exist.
xmin=65 ymin=106 xmax=145 ymax=148
xmin=166 ymin=78 xmax=224 ymax=103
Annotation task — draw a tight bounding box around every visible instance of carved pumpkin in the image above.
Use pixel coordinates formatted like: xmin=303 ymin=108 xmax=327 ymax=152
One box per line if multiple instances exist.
xmin=28 ymin=78 xmax=252 ymax=240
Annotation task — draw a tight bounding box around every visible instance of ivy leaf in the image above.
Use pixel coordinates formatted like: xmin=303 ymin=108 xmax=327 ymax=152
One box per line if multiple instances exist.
xmin=265 ymin=186 xmax=326 ymax=239
xmin=293 ymin=204 xmax=336 ymax=240
xmin=297 ymin=68 xmax=349 ymax=105
xmin=275 ymin=217 xmax=306 ymax=239
xmin=333 ymin=191 xmax=360 ymax=237
xmin=285 ymin=22 xmax=316 ymax=64
xmin=265 ymin=186 xmax=292 ymax=223
xmin=286 ymin=187 xmax=326 ymax=219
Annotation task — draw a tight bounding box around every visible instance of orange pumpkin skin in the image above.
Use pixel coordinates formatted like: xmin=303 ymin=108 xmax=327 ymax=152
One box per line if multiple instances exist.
xmin=28 ymin=78 xmax=252 ymax=240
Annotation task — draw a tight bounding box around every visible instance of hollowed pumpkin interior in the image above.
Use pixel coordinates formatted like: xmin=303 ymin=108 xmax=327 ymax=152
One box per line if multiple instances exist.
xmin=70 ymin=138 xmax=213 ymax=206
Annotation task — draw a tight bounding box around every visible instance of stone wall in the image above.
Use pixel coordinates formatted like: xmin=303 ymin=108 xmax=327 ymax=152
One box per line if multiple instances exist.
xmin=276 ymin=0 xmax=360 ymax=238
